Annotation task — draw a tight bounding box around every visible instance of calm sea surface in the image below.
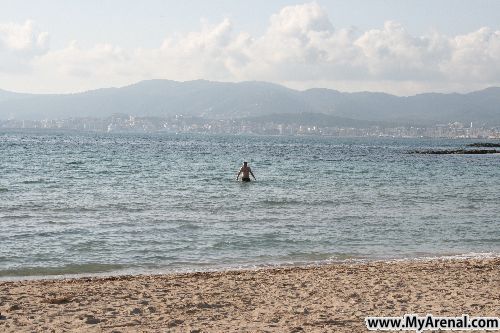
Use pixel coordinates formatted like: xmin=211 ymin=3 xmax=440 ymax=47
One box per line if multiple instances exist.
xmin=1 ymin=130 xmax=499 ymax=278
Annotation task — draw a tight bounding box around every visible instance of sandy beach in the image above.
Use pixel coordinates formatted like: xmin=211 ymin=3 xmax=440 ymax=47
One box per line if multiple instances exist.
xmin=0 ymin=258 xmax=498 ymax=332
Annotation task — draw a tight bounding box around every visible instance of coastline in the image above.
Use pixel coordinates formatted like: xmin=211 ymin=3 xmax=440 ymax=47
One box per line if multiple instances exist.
xmin=1 ymin=252 xmax=498 ymax=282
xmin=1 ymin=257 xmax=498 ymax=332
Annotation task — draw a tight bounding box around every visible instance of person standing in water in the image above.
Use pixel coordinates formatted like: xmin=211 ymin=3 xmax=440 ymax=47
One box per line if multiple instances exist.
xmin=236 ymin=161 xmax=256 ymax=182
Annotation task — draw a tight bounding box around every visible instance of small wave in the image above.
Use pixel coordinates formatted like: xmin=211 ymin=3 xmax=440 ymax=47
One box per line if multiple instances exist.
xmin=95 ymin=170 xmax=113 ymax=174
xmin=258 ymin=251 xmax=345 ymax=262
xmin=0 ymin=187 xmax=8 ymax=192
xmin=261 ymin=198 xmax=302 ymax=206
xmin=0 ymin=263 xmax=125 ymax=279
xmin=306 ymin=199 xmax=339 ymax=206
xmin=66 ymin=160 xmax=85 ymax=165
xmin=176 ymin=223 xmax=202 ymax=230
xmin=2 ymin=214 xmax=33 ymax=219
xmin=379 ymin=252 xmax=500 ymax=264
xmin=21 ymin=178 xmax=45 ymax=184
xmin=43 ymin=220 xmax=72 ymax=225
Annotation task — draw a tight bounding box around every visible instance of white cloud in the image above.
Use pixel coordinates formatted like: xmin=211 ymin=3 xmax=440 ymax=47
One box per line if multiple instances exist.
xmin=267 ymin=2 xmax=333 ymax=37
xmin=0 ymin=20 xmax=49 ymax=73
xmin=1 ymin=3 xmax=500 ymax=95
xmin=442 ymin=28 xmax=500 ymax=82
xmin=155 ymin=18 xmax=241 ymax=80
xmin=39 ymin=41 xmax=130 ymax=77
xmin=0 ymin=20 xmax=48 ymax=51
xmin=356 ymin=21 xmax=440 ymax=80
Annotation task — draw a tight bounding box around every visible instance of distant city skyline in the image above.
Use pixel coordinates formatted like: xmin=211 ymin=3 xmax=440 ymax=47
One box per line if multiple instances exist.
xmin=3 ymin=113 xmax=498 ymax=140
xmin=1 ymin=1 xmax=500 ymax=95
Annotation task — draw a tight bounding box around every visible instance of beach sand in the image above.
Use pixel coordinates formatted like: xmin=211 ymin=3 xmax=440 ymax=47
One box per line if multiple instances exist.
xmin=0 ymin=258 xmax=498 ymax=332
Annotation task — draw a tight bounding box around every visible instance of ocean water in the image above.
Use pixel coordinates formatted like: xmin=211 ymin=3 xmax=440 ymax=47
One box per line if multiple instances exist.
xmin=0 ymin=130 xmax=499 ymax=279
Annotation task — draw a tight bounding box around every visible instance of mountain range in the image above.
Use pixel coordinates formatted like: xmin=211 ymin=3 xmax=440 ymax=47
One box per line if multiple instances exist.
xmin=1 ymin=80 xmax=499 ymax=126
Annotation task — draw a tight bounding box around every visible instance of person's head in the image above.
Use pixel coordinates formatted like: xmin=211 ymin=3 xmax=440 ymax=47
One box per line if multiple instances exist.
xmin=243 ymin=161 xmax=248 ymax=166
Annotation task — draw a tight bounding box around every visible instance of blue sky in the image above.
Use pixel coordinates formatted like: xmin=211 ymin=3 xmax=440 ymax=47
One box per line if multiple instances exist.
xmin=1 ymin=0 xmax=500 ymax=95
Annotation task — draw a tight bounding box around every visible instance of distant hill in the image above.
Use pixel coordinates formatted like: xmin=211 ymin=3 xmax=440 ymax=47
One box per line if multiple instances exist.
xmin=0 ymin=89 xmax=33 ymax=103
xmin=0 ymin=80 xmax=499 ymax=126
xmin=301 ymin=88 xmax=500 ymax=125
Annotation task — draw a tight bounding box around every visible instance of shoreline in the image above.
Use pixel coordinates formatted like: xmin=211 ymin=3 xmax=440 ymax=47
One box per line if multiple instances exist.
xmin=1 ymin=257 xmax=498 ymax=332
xmin=1 ymin=251 xmax=499 ymax=282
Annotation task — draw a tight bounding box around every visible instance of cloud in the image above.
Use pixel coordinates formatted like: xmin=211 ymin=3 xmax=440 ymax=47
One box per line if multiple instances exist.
xmin=155 ymin=18 xmax=241 ymax=80
xmin=355 ymin=21 xmax=445 ymax=80
xmin=267 ymin=2 xmax=333 ymax=37
xmin=39 ymin=41 xmax=131 ymax=78
xmin=1 ymin=3 xmax=500 ymax=95
xmin=240 ymin=3 xmax=341 ymax=80
xmin=442 ymin=28 xmax=500 ymax=82
xmin=0 ymin=20 xmax=49 ymax=73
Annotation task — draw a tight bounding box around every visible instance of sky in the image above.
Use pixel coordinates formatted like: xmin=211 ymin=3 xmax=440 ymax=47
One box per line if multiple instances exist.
xmin=1 ymin=0 xmax=500 ymax=95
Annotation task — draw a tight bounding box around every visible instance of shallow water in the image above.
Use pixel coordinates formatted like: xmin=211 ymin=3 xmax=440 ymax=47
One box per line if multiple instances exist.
xmin=1 ymin=130 xmax=499 ymax=278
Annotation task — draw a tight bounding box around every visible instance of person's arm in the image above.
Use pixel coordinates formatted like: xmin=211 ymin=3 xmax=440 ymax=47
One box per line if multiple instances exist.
xmin=236 ymin=168 xmax=242 ymax=180
xmin=249 ymin=168 xmax=256 ymax=180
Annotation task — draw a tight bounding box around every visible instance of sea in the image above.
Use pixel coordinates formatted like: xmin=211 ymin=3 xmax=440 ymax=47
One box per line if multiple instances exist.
xmin=1 ymin=129 xmax=499 ymax=279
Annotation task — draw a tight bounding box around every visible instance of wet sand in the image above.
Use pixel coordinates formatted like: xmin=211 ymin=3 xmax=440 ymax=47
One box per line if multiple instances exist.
xmin=0 ymin=258 xmax=499 ymax=332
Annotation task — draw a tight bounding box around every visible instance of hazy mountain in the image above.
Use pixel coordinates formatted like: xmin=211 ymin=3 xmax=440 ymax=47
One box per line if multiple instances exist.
xmin=0 ymin=80 xmax=499 ymax=126
xmin=0 ymin=89 xmax=33 ymax=103
xmin=300 ymin=88 xmax=500 ymax=125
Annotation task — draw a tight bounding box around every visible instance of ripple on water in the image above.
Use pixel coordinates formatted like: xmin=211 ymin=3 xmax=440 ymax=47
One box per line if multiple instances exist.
xmin=0 ymin=132 xmax=499 ymax=278
xmin=21 ymin=178 xmax=46 ymax=184
xmin=0 ymin=263 xmax=126 ymax=279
